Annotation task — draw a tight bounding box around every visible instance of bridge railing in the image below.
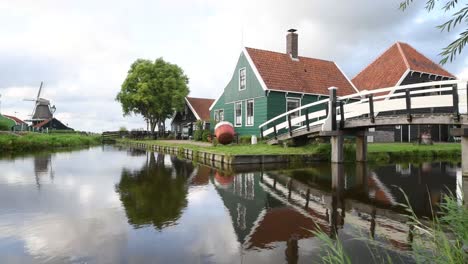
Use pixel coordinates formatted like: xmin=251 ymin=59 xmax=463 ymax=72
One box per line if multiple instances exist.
xmin=260 ymin=80 xmax=468 ymax=139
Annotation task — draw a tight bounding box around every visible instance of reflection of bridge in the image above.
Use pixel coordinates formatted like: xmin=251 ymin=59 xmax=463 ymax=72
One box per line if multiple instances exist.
xmin=210 ymin=163 xmax=438 ymax=259
xmin=259 ymin=80 xmax=468 ymax=175
xmin=259 ymin=164 xmax=411 ymax=249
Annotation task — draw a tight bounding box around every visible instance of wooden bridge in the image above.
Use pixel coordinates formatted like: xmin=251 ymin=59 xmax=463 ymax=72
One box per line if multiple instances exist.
xmin=259 ymin=80 xmax=468 ymax=176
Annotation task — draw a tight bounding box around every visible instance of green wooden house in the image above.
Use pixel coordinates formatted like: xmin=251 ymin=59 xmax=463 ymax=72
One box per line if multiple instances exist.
xmin=209 ymin=29 xmax=357 ymax=137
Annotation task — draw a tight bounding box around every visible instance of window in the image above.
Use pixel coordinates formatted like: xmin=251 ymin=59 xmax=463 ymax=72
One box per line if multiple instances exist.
xmin=214 ymin=109 xmax=224 ymax=122
xmin=235 ymin=102 xmax=242 ymax=126
xmin=239 ymin=68 xmax=246 ymax=91
xmin=246 ymin=99 xmax=254 ymax=126
xmin=219 ymin=109 xmax=224 ymax=121
xmin=286 ymin=98 xmax=301 ymax=125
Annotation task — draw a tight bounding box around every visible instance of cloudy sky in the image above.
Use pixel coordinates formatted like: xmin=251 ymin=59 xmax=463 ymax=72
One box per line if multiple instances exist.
xmin=0 ymin=0 xmax=466 ymax=132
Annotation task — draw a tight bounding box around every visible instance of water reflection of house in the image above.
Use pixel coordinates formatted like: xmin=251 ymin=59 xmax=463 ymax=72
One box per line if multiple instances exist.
xmin=212 ymin=172 xmax=266 ymax=244
xmin=211 ymin=162 xmax=459 ymax=260
xmin=244 ymin=207 xmax=320 ymax=250
xmin=213 ymin=171 xmax=331 ymax=254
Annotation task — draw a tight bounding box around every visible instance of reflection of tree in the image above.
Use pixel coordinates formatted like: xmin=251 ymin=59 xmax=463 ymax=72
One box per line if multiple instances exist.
xmin=116 ymin=152 xmax=189 ymax=230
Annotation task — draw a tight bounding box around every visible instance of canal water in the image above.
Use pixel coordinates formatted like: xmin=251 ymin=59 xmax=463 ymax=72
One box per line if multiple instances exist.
xmin=0 ymin=146 xmax=462 ymax=263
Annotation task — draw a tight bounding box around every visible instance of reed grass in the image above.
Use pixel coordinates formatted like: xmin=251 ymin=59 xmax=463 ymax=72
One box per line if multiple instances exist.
xmin=313 ymin=191 xmax=467 ymax=263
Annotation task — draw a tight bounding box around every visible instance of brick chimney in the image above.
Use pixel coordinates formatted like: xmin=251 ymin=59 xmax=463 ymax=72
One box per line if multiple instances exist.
xmin=286 ymin=29 xmax=298 ymax=59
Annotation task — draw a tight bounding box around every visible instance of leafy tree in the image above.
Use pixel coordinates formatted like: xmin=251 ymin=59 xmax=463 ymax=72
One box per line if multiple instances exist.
xmin=116 ymin=58 xmax=189 ymax=134
xmin=115 ymin=153 xmax=193 ymax=230
xmin=400 ymin=0 xmax=468 ymax=64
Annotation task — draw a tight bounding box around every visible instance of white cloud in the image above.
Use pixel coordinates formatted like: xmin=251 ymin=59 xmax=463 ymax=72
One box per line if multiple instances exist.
xmin=0 ymin=0 xmax=465 ymax=132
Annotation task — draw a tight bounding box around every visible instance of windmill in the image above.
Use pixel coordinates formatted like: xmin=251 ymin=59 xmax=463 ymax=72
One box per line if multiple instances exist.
xmin=24 ymin=82 xmax=56 ymax=126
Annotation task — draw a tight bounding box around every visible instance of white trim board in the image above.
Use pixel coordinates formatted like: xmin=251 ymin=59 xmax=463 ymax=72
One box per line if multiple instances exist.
xmin=243 ymin=47 xmax=269 ymax=91
xmin=238 ymin=67 xmax=247 ymax=91
xmin=334 ymin=62 xmax=360 ymax=94
xmin=245 ymin=99 xmax=254 ymax=126
xmin=234 ymin=101 xmax=242 ymax=127
xmin=185 ymin=97 xmax=201 ymax=120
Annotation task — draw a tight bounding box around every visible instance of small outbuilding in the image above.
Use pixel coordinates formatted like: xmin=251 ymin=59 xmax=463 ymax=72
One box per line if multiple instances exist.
xmin=171 ymin=97 xmax=215 ymax=139
xmin=33 ymin=118 xmax=72 ymax=131
xmin=3 ymin=115 xmax=28 ymax=131
xmin=352 ymin=42 xmax=456 ymax=142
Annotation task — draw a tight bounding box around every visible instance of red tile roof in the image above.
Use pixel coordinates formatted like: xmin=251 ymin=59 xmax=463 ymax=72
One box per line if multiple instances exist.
xmin=3 ymin=115 xmax=26 ymax=125
xmin=352 ymin=42 xmax=455 ymax=91
xmin=33 ymin=118 xmax=52 ymax=128
xmin=186 ymin=97 xmax=215 ymax=121
xmin=245 ymin=47 xmax=356 ymax=96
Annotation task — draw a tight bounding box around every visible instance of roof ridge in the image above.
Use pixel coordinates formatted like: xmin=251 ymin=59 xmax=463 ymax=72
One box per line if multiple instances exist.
xmin=396 ymin=42 xmax=410 ymax=69
xmin=245 ymin=46 xmax=334 ymax=63
xmin=186 ymin=96 xmax=215 ymax=100
xmin=352 ymin=42 xmax=400 ymax=80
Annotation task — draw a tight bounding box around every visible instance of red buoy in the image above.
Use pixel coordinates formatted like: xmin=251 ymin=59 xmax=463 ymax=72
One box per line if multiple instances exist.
xmin=215 ymin=121 xmax=235 ymax=145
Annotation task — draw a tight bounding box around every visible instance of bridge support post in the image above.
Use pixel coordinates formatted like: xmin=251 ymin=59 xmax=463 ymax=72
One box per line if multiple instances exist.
xmin=331 ymin=135 xmax=344 ymax=163
xmin=462 ymin=135 xmax=468 ymax=177
xmin=356 ymin=133 xmax=367 ymax=162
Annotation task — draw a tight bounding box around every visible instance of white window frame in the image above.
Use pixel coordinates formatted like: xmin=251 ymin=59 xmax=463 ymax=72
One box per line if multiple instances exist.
xmin=214 ymin=109 xmax=225 ymax=122
xmin=245 ymin=99 xmax=254 ymax=126
xmin=234 ymin=102 xmax=242 ymax=127
xmin=286 ymin=97 xmax=301 ymax=127
xmin=218 ymin=109 xmax=224 ymax=121
xmin=239 ymin=67 xmax=246 ymax=91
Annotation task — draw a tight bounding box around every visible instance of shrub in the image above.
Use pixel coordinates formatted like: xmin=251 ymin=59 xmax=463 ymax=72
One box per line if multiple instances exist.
xmin=195 ymin=120 xmax=203 ymax=131
xmin=201 ymin=130 xmax=210 ymax=142
xmin=0 ymin=121 xmax=10 ymax=131
xmin=193 ymin=130 xmax=203 ymax=141
xmin=239 ymin=135 xmax=251 ymax=144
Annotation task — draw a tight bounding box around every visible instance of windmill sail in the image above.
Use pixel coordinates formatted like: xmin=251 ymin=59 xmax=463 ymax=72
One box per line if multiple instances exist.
xmin=25 ymin=82 xmax=54 ymax=124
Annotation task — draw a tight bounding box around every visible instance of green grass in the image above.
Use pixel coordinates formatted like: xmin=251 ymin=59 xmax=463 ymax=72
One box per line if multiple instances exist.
xmin=368 ymin=143 xmax=461 ymax=153
xmin=122 ymin=139 xmax=332 ymax=156
xmin=367 ymin=143 xmax=461 ymax=163
xmin=0 ymin=132 xmax=101 ymax=153
xmin=119 ymin=139 xmax=461 ymax=163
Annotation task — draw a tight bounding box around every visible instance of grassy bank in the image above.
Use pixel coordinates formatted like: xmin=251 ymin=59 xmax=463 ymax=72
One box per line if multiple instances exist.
xmin=118 ymin=139 xmax=461 ymax=163
xmin=0 ymin=132 xmax=101 ymax=153
xmin=368 ymin=143 xmax=461 ymax=163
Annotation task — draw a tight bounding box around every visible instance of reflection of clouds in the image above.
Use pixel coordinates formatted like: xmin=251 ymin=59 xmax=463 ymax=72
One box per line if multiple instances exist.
xmin=0 ymin=210 xmax=128 ymax=264
xmin=0 ymin=147 xmax=287 ymax=263
xmin=0 ymin=147 xmax=142 ymax=262
xmin=1 ymin=169 xmax=33 ymax=185
xmin=164 ymin=155 xmax=173 ymax=169
xmin=177 ymin=185 xmax=240 ymax=263
xmin=79 ymin=184 xmax=94 ymax=204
